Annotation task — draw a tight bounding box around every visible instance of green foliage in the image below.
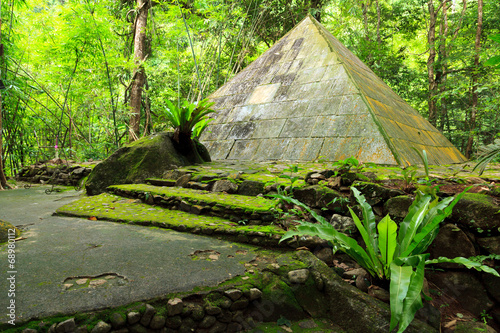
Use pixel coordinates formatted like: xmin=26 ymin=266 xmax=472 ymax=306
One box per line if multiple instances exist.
xmin=163 ymin=98 xmax=215 ymax=141
xmin=473 ymin=138 xmax=500 ymax=175
xmin=277 ymin=164 xmax=303 ymax=195
xmin=277 ymin=185 xmax=498 ymax=332
xmin=485 ymin=34 xmax=500 ymax=67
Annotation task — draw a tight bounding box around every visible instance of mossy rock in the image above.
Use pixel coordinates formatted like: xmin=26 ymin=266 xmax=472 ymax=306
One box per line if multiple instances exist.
xmin=0 ymin=219 xmax=20 ymax=243
xmin=85 ymin=132 xmax=210 ymax=195
xmin=452 ymin=193 xmax=500 ymax=236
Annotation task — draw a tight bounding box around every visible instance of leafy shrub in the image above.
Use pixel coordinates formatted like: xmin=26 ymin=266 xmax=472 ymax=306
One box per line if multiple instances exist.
xmin=276 ymin=187 xmax=498 ymax=332
xmin=163 ymin=98 xmax=215 ymax=142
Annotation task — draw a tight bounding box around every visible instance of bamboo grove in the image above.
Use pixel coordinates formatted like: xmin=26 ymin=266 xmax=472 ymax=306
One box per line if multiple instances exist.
xmin=0 ymin=0 xmax=499 ymax=188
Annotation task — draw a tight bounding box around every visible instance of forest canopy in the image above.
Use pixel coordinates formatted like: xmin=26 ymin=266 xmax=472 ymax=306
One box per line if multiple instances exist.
xmin=0 ymin=0 xmax=498 ymax=184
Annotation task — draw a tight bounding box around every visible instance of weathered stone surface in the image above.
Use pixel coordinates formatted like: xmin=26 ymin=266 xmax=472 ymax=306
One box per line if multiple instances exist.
xmin=293 ymin=185 xmax=342 ymax=209
xmin=165 ymin=315 xmax=182 ymax=329
xmin=129 ymin=324 xmax=148 ymax=333
xmin=330 ymin=214 xmax=356 ymax=234
xmin=175 ymin=174 xmax=192 ymax=188
xmin=314 ymin=247 xmax=334 ymax=265
xmin=149 ymin=315 xmax=166 ymax=329
xmin=85 ymin=132 xmax=210 ymax=195
xmin=427 ymin=271 xmax=495 ymax=316
xmin=140 ymin=304 xmax=156 ymax=327
xmin=0 ymin=219 xmax=20 ymax=243
xmin=190 ymin=304 xmax=205 ymax=321
xmin=454 ymin=321 xmax=497 ymax=333
xmin=212 ymin=180 xmax=238 ymax=194
xmin=109 ymin=312 xmax=126 ymax=329
xmin=352 ymin=182 xmax=405 ymax=206
xmin=205 ymin=305 xmax=222 ymax=316
xmin=384 ymin=195 xmax=414 ymax=219
xmin=198 ymin=315 xmax=216 ymax=328
xmin=294 ymin=283 xmax=329 ymax=317
xmin=167 ymin=298 xmax=184 ymax=316
xmin=237 ymin=180 xmax=265 ymax=196
xmin=244 ymin=288 xmax=263 ymax=301
xmin=201 ymin=15 xmax=465 ymax=165
xmin=56 ymin=318 xmax=76 ymax=333
xmin=224 ymin=289 xmax=243 ymax=301
xmin=127 ymin=312 xmax=141 ymax=325
xmin=452 ymin=193 xmax=500 ymax=235
xmin=21 ymin=329 xmax=38 ymax=333
xmin=90 ymin=321 xmax=111 ymax=333
xmin=477 ymin=236 xmax=500 ymax=254
xmin=428 ymin=224 xmax=477 ymax=267
xmin=482 ymin=272 xmax=500 ymax=303
xmin=230 ymin=298 xmax=249 ymax=311
xmin=288 ymin=269 xmax=310 ymax=284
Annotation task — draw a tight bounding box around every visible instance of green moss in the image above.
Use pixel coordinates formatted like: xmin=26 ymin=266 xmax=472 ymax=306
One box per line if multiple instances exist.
xmin=109 ymin=184 xmax=276 ymax=212
xmin=462 ymin=193 xmax=498 ymax=207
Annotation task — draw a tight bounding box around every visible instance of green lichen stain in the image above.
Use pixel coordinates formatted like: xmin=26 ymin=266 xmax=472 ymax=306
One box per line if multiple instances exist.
xmin=462 ymin=193 xmax=498 ymax=207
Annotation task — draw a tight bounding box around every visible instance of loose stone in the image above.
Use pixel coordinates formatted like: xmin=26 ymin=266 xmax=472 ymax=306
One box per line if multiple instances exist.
xmin=139 ymin=304 xmax=156 ymax=326
xmin=167 ymin=298 xmax=184 ymax=316
xmin=288 ymin=269 xmax=310 ymax=284
xmin=90 ymin=320 xmax=112 ymax=333
xmin=127 ymin=312 xmax=141 ymax=325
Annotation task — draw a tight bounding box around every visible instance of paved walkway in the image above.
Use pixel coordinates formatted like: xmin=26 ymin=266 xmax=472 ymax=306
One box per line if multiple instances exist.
xmin=0 ymin=186 xmax=255 ymax=324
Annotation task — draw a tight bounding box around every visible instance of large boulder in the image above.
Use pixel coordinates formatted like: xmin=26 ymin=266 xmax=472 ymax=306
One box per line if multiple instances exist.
xmin=0 ymin=219 xmax=20 ymax=243
xmin=85 ymin=132 xmax=210 ymax=195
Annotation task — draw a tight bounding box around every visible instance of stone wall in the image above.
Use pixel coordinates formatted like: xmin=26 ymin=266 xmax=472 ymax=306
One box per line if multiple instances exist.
xmin=16 ymin=162 xmax=93 ymax=187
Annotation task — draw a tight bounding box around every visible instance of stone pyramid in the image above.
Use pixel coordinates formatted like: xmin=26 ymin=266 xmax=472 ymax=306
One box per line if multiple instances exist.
xmin=200 ymin=14 xmax=466 ymax=165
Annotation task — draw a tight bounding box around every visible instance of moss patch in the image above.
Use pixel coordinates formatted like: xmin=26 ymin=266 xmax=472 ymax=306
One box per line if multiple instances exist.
xmin=56 ymin=193 xmax=285 ymax=238
xmin=109 ymin=184 xmax=276 ymax=212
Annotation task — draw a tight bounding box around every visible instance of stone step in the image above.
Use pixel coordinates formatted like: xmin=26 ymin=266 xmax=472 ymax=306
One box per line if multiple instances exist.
xmin=56 ymin=192 xmax=287 ymax=247
xmin=108 ymin=184 xmax=276 ymax=225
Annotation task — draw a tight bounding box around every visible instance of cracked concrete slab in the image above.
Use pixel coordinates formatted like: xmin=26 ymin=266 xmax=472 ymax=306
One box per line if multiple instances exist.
xmin=0 ymin=186 xmax=256 ymax=324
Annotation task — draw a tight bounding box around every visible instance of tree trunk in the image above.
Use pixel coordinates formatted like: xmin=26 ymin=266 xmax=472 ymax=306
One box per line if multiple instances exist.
xmin=362 ymin=1 xmax=370 ymax=41
xmin=128 ymin=0 xmax=150 ymax=142
xmin=0 ymin=18 xmax=9 ymax=190
xmin=427 ymin=0 xmax=438 ymax=126
xmin=437 ymin=0 xmax=448 ymax=131
xmin=465 ymin=0 xmax=483 ymax=159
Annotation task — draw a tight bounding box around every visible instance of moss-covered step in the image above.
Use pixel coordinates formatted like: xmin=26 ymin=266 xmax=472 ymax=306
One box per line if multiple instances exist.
xmin=56 ymin=193 xmax=286 ymax=247
xmin=108 ymin=184 xmax=277 ymax=225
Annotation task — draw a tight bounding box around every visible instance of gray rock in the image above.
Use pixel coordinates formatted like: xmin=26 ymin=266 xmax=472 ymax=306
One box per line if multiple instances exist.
xmin=293 ymin=185 xmax=342 ymax=210
xmin=205 ymin=305 xmax=222 ymax=315
xmin=452 ymin=193 xmax=500 ymax=235
xmin=237 ymin=180 xmax=265 ymax=196
xmin=190 ymin=304 xmax=205 ymax=321
xmin=244 ymin=288 xmax=262 ymax=301
xmin=127 ymin=312 xmax=141 ymax=325
xmin=428 ymin=224 xmax=477 ymax=268
xmin=85 ymin=132 xmax=207 ymax=195
xmin=314 ymin=247 xmax=334 ymax=265
xmin=149 ymin=315 xmax=166 ymax=329
xmin=198 ymin=315 xmax=216 ymax=328
xmin=140 ymin=304 xmax=156 ymax=327
xmin=129 ymin=324 xmax=148 ymax=333
xmin=330 ymin=214 xmax=357 ymax=234
xmin=208 ymin=321 xmax=227 ymax=333
xmin=90 ymin=321 xmax=111 ymax=333
xmin=22 ymin=329 xmax=38 ymax=333
xmin=288 ymin=269 xmax=310 ymax=284
xmin=224 ymin=289 xmax=243 ymax=301
xmin=56 ymin=318 xmax=76 ymax=333
xmin=230 ymin=298 xmax=249 ymax=311
xmin=212 ymin=180 xmax=238 ymax=194
xmin=165 ymin=315 xmax=182 ymax=329
xmin=175 ymin=174 xmax=192 ymax=188
xmin=167 ymin=298 xmax=184 ymax=316
xmin=477 ymin=236 xmax=500 ymax=255
xmin=75 ymin=328 xmax=88 ymax=333
xmin=109 ymin=312 xmax=126 ymax=329
xmin=427 ymin=270 xmax=495 ymax=316
xmin=48 ymin=323 xmax=57 ymax=333
xmin=298 ymin=319 xmax=318 ymax=329
xmin=384 ymin=195 xmax=414 ymax=219
xmin=353 ymin=182 xmax=405 ymax=206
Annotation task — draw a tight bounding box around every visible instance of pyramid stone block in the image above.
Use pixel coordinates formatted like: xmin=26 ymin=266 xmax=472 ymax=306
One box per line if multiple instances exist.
xmin=201 ymin=14 xmax=466 ymax=165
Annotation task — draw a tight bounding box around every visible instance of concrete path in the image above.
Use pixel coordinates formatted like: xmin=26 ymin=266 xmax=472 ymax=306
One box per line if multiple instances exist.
xmin=0 ymin=186 xmax=255 ymax=324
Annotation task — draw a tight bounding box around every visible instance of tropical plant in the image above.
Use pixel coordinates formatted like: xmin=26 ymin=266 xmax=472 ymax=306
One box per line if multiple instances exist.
xmin=473 ymin=138 xmax=500 ymax=176
xmin=163 ymin=98 xmax=215 ymax=143
xmin=275 ymin=187 xmax=499 ymax=332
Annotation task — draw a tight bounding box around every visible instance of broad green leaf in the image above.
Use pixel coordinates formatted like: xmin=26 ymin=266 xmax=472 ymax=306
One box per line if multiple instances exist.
xmin=426 ymin=257 xmax=500 ymax=277
xmin=398 ymin=194 xmax=431 ymax=255
xmin=485 ymin=55 xmax=500 ymax=67
xmin=396 ymin=255 xmax=428 ymax=332
xmin=377 ymin=215 xmax=397 ymax=273
xmin=389 ymin=262 xmax=412 ymax=331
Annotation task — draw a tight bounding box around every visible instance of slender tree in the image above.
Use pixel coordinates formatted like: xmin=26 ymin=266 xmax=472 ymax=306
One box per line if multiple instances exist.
xmin=465 ymin=0 xmax=483 ymax=159
xmin=128 ymin=0 xmax=151 ymax=142
xmin=0 ymin=9 xmax=9 ymax=189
